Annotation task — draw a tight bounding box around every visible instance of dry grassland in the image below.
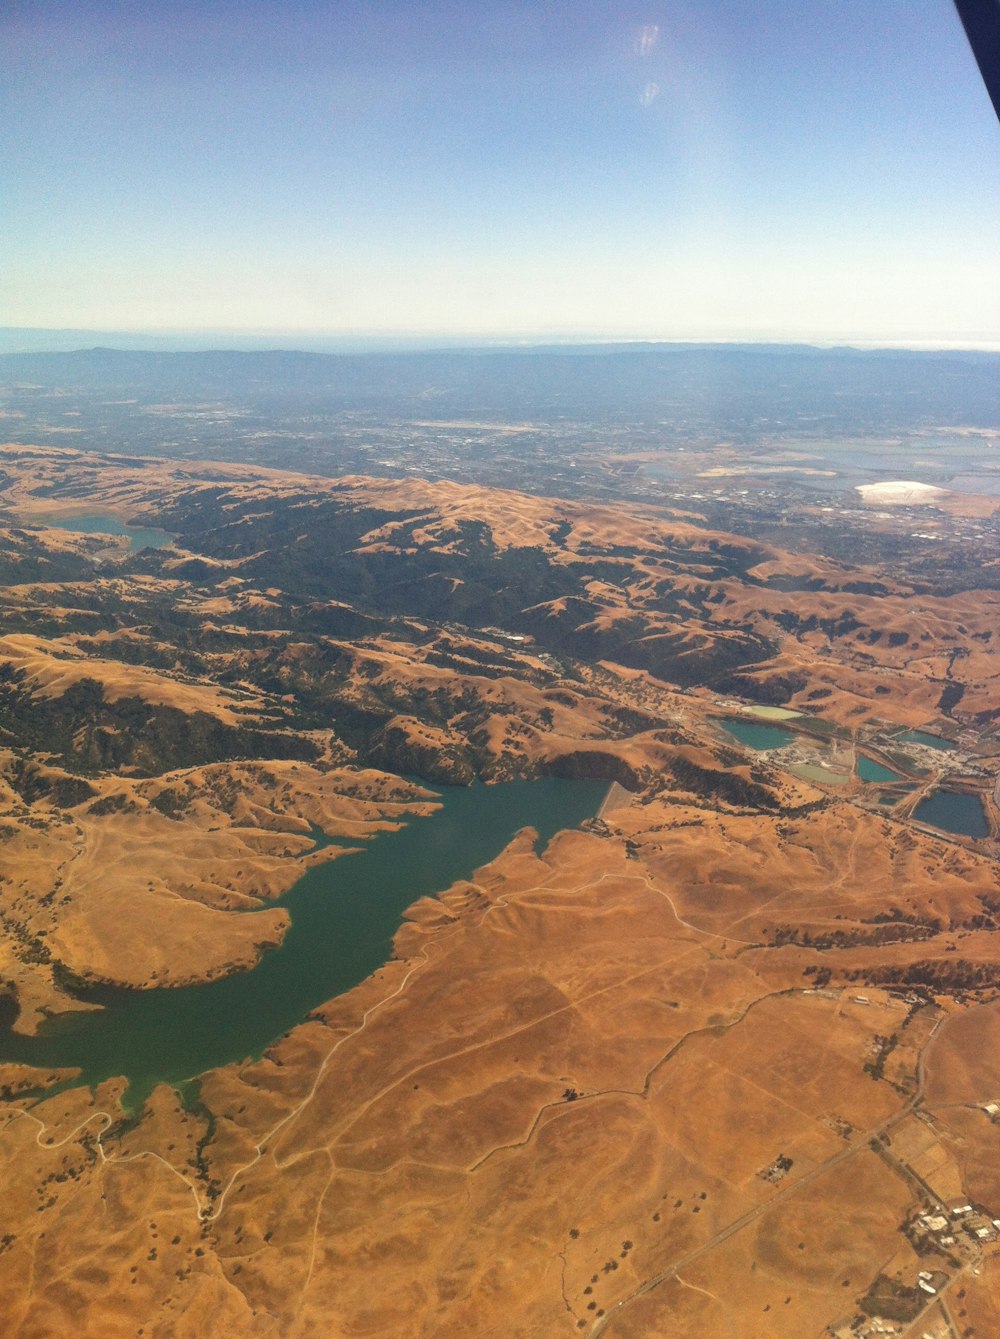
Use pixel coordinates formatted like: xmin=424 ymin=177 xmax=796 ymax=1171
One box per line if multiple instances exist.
xmin=0 ymin=446 xmax=997 ymax=1336
xmin=3 ymin=792 xmax=996 ymax=1336
xmin=0 ymin=633 xmax=264 ymax=725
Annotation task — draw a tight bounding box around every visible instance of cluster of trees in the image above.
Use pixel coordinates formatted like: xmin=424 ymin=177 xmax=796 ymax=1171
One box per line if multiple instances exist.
xmin=859 ymin=1274 xmax=922 ymax=1323
xmin=863 ymin=1032 xmax=899 ymax=1081
xmin=771 ymin=922 xmax=935 ymax=950
xmin=667 ymin=756 xmax=778 ymax=811
xmin=0 ymin=674 xmax=318 ymax=779
xmin=850 ymin=959 xmax=1000 ymax=993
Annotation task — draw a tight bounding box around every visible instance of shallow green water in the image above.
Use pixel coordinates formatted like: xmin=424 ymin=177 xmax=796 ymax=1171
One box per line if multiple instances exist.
xmin=856 ymin=756 xmax=903 ymax=784
xmin=0 ymin=779 xmax=604 ymax=1109
xmin=790 ymin=764 xmax=849 ymax=785
xmin=914 ymin=790 xmax=988 ymax=839
xmin=744 ymin=706 xmax=802 ymax=721
xmin=39 ymin=512 xmax=173 ymax=552
xmin=720 ymin=719 xmax=794 ymax=751
xmin=897 ymin=729 xmax=952 ymax=751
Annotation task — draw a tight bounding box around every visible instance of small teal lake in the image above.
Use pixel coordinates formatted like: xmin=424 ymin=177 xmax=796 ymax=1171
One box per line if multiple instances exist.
xmin=914 ymin=790 xmax=988 ymax=839
xmin=898 ymin=729 xmax=952 ymax=751
xmin=721 ymin=719 xmax=794 ymax=751
xmin=856 ymin=756 xmax=903 ymax=784
xmin=39 ymin=513 xmax=173 ymax=552
xmin=0 ymin=779 xmax=605 ymax=1110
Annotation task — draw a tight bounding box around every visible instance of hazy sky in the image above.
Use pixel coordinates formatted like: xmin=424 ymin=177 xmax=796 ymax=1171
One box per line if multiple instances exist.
xmin=4 ymin=0 xmax=1000 ymax=344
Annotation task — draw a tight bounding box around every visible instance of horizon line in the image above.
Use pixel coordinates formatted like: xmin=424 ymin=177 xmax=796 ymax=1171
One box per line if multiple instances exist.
xmin=3 ymin=327 xmax=1000 ymax=356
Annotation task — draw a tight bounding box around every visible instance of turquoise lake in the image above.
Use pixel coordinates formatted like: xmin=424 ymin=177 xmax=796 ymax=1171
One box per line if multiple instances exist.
xmin=913 ymin=790 xmax=988 ymax=839
xmin=0 ymin=778 xmax=605 ymax=1110
xmin=897 ymin=729 xmax=952 ymax=751
xmin=38 ymin=512 xmax=173 ymax=552
xmin=720 ymin=719 xmax=794 ymax=750
xmin=856 ymin=756 xmax=904 ymax=784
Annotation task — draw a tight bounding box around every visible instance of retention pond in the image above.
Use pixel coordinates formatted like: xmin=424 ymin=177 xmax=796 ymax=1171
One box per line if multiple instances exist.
xmin=856 ymin=757 xmax=904 ymax=784
xmin=897 ymin=729 xmax=952 ymax=752
xmin=913 ymin=790 xmax=988 ymax=840
xmin=720 ymin=719 xmax=795 ymax=751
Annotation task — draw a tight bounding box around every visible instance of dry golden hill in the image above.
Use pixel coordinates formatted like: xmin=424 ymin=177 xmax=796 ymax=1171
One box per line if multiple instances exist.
xmin=1 ymin=790 xmax=999 ymax=1338
xmin=0 ymin=443 xmax=996 ymax=1337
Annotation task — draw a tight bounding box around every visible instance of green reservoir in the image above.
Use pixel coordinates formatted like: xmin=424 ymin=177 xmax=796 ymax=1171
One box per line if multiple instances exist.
xmin=913 ymin=790 xmax=988 ymax=839
xmin=897 ymin=729 xmax=952 ymax=751
xmin=38 ymin=512 xmax=174 ymax=552
xmin=0 ymin=778 xmax=605 ymax=1109
xmin=856 ymin=756 xmax=904 ymax=784
xmin=721 ymin=719 xmax=795 ymax=751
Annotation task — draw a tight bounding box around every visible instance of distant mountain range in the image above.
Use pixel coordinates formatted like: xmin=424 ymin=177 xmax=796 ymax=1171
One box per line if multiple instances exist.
xmin=3 ymin=327 xmax=999 ymax=357
xmin=3 ymin=342 xmax=999 ymax=431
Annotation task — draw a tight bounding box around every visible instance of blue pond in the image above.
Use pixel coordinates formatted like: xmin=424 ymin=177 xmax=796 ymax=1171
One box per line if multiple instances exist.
xmin=39 ymin=512 xmax=173 ymax=552
xmin=914 ymin=790 xmax=988 ymax=839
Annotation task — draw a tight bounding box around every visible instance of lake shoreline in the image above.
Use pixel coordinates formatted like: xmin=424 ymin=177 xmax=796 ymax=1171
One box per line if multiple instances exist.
xmin=0 ymin=777 xmax=607 ymax=1110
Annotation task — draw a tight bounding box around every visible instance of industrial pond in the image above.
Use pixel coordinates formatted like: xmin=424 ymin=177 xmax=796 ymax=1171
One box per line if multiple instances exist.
xmin=913 ymin=790 xmax=989 ymax=840
xmin=720 ymin=719 xmax=795 ymax=751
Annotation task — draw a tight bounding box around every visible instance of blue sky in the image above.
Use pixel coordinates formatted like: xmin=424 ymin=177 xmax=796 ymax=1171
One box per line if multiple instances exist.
xmin=3 ymin=0 xmax=999 ymax=344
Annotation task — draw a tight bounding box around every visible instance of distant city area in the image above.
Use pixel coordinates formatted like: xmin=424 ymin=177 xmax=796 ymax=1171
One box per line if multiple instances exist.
xmin=3 ymin=343 xmax=997 ymax=594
